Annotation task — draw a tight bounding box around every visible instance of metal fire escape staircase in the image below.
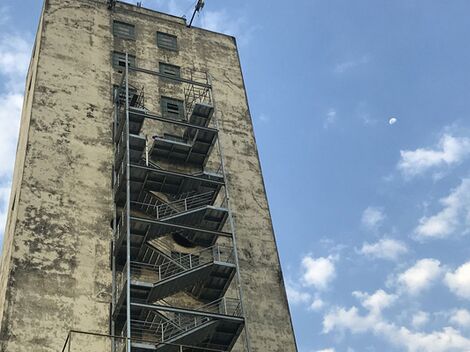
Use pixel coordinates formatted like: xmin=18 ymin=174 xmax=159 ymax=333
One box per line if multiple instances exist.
xmin=111 ymin=60 xmax=246 ymax=352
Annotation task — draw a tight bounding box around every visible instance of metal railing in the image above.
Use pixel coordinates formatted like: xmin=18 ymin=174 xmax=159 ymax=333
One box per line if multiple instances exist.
xmin=132 ymin=190 xmax=216 ymax=220
xmin=116 ymin=245 xmax=234 ymax=300
xmin=60 ymin=330 xmax=229 ymax=352
xmin=128 ymin=298 xmax=242 ymax=344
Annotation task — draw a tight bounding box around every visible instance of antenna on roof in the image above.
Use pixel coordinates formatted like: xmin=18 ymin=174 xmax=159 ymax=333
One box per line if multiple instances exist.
xmin=137 ymin=1 xmax=142 ymax=7
xmin=188 ymin=0 xmax=205 ymax=28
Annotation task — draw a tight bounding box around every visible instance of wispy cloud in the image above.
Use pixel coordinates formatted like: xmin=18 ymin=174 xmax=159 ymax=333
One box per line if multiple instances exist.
xmin=414 ymin=178 xmax=470 ymax=240
xmin=323 ymin=108 xmax=337 ymax=129
xmin=0 ymin=22 xmax=32 ymax=240
xmin=310 ymin=297 xmax=326 ymax=312
xmin=359 ymin=238 xmax=408 ymax=261
xmin=258 ymin=113 xmax=270 ymax=123
xmin=449 ymin=309 xmax=470 ymax=328
xmin=334 ymin=54 xmax=371 ymax=74
xmin=285 ymin=281 xmax=312 ymax=306
xmin=411 ymin=311 xmax=430 ymax=329
xmin=361 ymin=206 xmax=386 ymax=231
xmin=0 ymin=93 xmax=23 ymax=178
xmin=0 ymin=183 xmax=11 ymax=239
xmin=398 ymin=134 xmax=470 ymax=178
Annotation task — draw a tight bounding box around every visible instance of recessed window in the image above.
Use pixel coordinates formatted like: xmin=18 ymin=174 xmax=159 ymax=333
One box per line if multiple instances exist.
xmin=161 ymin=97 xmax=185 ymax=120
xmin=157 ymin=32 xmax=178 ymax=51
xmin=112 ymin=52 xmax=136 ymax=69
xmin=113 ymin=21 xmax=135 ymax=39
xmin=159 ymin=62 xmax=181 ymax=78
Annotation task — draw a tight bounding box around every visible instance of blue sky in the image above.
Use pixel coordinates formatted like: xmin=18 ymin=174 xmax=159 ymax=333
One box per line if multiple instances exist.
xmin=1 ymin=1 xmax=470 ymax=351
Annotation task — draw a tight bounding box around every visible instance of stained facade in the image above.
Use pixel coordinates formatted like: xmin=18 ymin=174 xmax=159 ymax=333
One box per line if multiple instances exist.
xmin=0 ymin=1 xmax=297 ymax=351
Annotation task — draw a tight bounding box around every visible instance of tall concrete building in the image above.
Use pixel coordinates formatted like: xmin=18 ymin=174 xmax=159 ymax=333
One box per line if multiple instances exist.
xmin=0 ymin=1 xmax=297 ymax=351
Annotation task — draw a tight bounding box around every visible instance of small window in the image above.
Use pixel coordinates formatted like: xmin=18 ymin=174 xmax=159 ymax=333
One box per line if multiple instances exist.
xmin=113 ymin=21 xmax=135 ymax=39
xmin=112 ymin=52 xmax=136 ymax=69
xmin=161 ymin=97 xmax=185 ymax=120
xmin=157 ymin=32 xmax=178 ymax=51
xmin=159 ymin=62 xmax=181 ymax=78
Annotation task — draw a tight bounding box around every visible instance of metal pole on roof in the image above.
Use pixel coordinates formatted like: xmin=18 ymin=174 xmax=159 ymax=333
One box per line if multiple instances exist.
xmin=188 ymin=0 xmax=205 ymax=28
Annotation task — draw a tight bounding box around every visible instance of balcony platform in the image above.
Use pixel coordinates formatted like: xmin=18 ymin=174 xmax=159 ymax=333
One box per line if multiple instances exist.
xmin=115 ymin=163 xmax=224 ymax=207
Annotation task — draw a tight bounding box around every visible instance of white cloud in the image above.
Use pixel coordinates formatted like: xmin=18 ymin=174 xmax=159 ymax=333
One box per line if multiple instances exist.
xmin=0 ymin=29 xmax=32 ymax=242
xmin=323 ymin=306 xmax=377 ymax=334
xmin=316 ymin=349 xmax=335 ymax=352
xmin=323 ymin=109 xmax=337 ymax=129
xmin=0 ymin=93 xmax=23 ymax=178
xmin=445 ymin=262 xmax=470 ymax=300
xmin=415 ymin=178 xmax=470 ymax=239
xmin=359 ymin=238 xmax=408 ymax=261
xmin=397 ymin=259 xmax=443 ymax=295
xmin=0 ymin=183 xmax=11 ymax=240
xmin=323 ymin=305 xmax=470 ymax=352
xmin=302 ymin=255 xmax=336 ymax=290
xmin=310 ymin=298 xmax=326 ymax=312
xmin=0 ymin=35 xmax=31 ymax=84
xmin=412 ymin=311 xmax=430 ymax=329
xmin=285 ymin=282 xmax=311 ymax=305
xmin=361 ymin=206 xmax=385 ymax=230
xmin=398 ymin=134 xmax=470 ymax=178
xmin=449 ymin=309 xmax=470 ymax=328
xmin=334 ymin=54 xmax=371 ymax=74
xmin=352 ymin=289 xmax=397 ymax=315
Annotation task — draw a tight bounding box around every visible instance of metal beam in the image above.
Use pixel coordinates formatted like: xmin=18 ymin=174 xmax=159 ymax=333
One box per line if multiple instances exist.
xmin=131 ymin=302 xmax=245 ymax=322
xmin=130 ymin=216 xmax=233 ymax=238
xmin=129 ymin=163 xmax=225 ymax=185
xmin=129 ymin=66 xmax=211 ymax=89
xmin=129 ymin=108 xmax=218 ymax=133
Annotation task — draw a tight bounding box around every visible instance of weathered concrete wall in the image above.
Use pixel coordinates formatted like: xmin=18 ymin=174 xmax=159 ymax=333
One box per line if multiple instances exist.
xmin=0 ymin=1 xmax=114 ymax=350
xmin=0 ymin=1 xmax=298 ymax=351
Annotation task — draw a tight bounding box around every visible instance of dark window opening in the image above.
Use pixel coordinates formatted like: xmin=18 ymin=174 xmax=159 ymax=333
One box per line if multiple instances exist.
xmin=113 ymin=21 xmax=135 ymax=39
xmin=161 ymin=96 xmax=185 ymax=120
xmin=112 ymin=52 xmax=136 ymax=70
xmin=159 ymin=62 xmax=181 ymax=78
xmin=157 ymin=32 xmax=178 ymax=51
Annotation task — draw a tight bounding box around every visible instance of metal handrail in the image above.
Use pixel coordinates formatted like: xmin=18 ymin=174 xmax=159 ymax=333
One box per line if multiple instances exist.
xmin=132 ymin=190 xmax=216 ymax=220
xmin=60 ymin=329 xmax=229 ymax=352
xmin=129 ymin=297 xmax=242 ymax=344
xmin=116 ymin=245 xmax=234 ymax=299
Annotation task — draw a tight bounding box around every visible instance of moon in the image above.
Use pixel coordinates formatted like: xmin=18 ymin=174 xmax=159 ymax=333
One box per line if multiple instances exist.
xmin=389 ymin=117 xmax=397 ymax=125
